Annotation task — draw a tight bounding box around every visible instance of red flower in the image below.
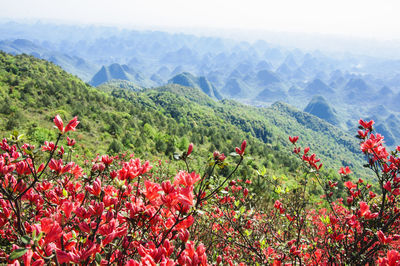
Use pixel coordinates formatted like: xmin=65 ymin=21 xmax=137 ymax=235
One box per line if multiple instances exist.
xmin=386 ymin=250 xmax=400 ymax=265
xmin=179 ymin=229 xmax=190 ymax=243
xmin=274 ymin=200 xmax=285 ymax=213
xmin=235 ymin=140 xmax=247 ymax=156
xmin=369 ymin=190 xmax=376 ymax=198
xmin=392 ymin=188 xmax=400 ymax=196
xmin=64 ymin=116 xmax=79 ymax=133
xmin=53 ymin=115 xmax=80 ymax=134
xmin=359 ymin=201 xmax=369 ymax=216
xmin=42 ymin=141 xmax=57 ymax=152
xmin=347 ymin=196 xmax=354 ymax=205
xmin=85 ymin=178 xmax=102 ymax=197
xmin=216 ymin=255 xmax=222 ymax=265
xmin=118 ymin=158 xmax=152 ymax=180
xmin=358 ymin=129 xmax=369 ymax=139
xmin=243 ymin=188 xmax=249 ymax=197
xmin=54 ymin=115 xmax=64 ymax=132
xmin=377 ymin=230 xmax=392 ymax=245
xmin=144 ymin=180 xmax=162 ymax=202
xmin=187 ymin=143 xmax=193 ymax=157
xmin=174 ymin=171 xmax=200 ymax=187
xmin=344 ymin=181 xmax=356 ymax=189
xmin=49 ymin=159 xmax=73 ymax=175
xmin=43 ymin=220 xmax=63 ymax=244
xmin=15 ymin=161 xmax=31 ymax=176
xmin=101 ymin=155 xmax=114 ymax=165
xmin=56 ymin=250 xmax=74 ymax=264
xmin=213 ymin=151 xmax=226 ymax=162
xmin=359 ymin=119 xmax=374 ymax=130
xmin=66 ymin=137 xmax=76 ymax=146
xmin=383 ymin=181 xmax=392 ymax=192
xmin=289 ymin=136 xmax=299 ymax=144
xmin=339 ymin=166 xmax=351 ymax=175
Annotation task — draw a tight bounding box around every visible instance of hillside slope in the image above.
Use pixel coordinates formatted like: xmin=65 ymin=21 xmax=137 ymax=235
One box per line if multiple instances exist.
xmin=0 ymin=52 xmax=367 ymax=177
xmin=0 ymin=52 xmax=300 ymax=178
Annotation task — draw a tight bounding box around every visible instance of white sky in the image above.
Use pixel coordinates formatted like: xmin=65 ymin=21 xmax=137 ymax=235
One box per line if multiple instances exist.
xmin=1 ymin=0 xmax=400 ymax=40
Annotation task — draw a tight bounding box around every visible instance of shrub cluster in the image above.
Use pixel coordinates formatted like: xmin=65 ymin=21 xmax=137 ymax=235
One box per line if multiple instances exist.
xmin=0 ymin=116 xmax=399 ymax=265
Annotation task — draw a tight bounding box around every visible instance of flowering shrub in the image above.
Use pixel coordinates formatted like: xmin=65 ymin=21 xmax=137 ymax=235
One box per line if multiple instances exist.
xmin=0 ymin=116 xmax=399 ymax=265
xmin=0 ymin=115 xmax=248 ymax=265
xmin=180 ymin=119 xmax=400 ymax=265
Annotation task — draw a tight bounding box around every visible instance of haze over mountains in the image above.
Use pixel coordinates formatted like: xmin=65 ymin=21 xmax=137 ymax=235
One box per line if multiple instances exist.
xmin=1 ymin=21 xmax=400 ymax=146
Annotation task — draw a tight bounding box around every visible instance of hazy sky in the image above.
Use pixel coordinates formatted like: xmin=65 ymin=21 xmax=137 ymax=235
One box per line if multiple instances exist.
xmin=1 ymin=0 xmax=400 ymax=40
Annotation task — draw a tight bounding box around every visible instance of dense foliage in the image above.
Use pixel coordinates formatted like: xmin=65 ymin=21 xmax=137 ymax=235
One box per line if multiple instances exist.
xmin=0 ymin=52 xmax=297 ymax=173
xmin=0 ymin=52 xmax=369 ymax=181
xmin=0 ymin=115 xmax=399 ymax=265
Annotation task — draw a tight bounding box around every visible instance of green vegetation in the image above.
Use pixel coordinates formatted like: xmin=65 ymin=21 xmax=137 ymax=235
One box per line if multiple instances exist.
xmin=0 ymin=52 xmax=368 ymax=185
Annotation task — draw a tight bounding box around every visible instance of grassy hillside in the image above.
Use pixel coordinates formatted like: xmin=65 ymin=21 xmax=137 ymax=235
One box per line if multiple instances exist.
xmin=114 ymin=85 xmax=367 ymax=176
xmin=0 ymin=52 xmax=368 ymax=181
xmin=0 ymin=52 xmax=299 ymax=178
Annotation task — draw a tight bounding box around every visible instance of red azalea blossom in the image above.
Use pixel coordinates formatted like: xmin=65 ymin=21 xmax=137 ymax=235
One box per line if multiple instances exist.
xmin=66 ymin=136 xmax=76 ymax=146
xmin=187 ymin=143 xmax=194 ymax=157
xmin=235 ymin=140 xmax=247 ymax=156
xmin=289 ymin=136 xmax=299 ymax=144
xmin=344 ymin=181 xmax=356 ymax=189
xmin=359 ymin=119 xmax=374 ymax=130
xmin=4 ymin=114 xmax=400 ymax=265
xmin=339 ymin=166 xmax=352 ymax=175
xmin=53 ymin=115 xmax=80 ymax=134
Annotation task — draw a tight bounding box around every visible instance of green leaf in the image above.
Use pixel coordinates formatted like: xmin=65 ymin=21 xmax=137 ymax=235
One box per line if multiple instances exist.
xmin=260 ymin=166 xmax=267 ymax=176
xmin=9 ymin=248 xmax=28 ymax=260
xmin=13 ymin=156 xmax=26 ymax=163
xmin=319 ymin=215 xmax=330 ymax=225
xmin=62 ymin=189 xmax=68 ymax=198
xmin=260 ymin=238 xmax=266 ymax=249
xmin=12 ymin=130 xmax=19 ymax=138
xmin=17 ymin=134 xmax=25 ymax=141
xmin=37 ymin=232 xmax=44 ymax=242
xmin=20 ymin=235 xmax=31 ymax=245
xmin=95 ymin=253 xmax=102 ymax=263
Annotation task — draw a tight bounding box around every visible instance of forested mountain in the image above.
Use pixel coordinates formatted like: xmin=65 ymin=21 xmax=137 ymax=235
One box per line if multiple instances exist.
xmin=304 ymin=95 xmax=339 ymax=125
xmin=168 ymin=72 xmax=222 ymax=99
xmin=0 ymin=52 xmax=367 ymax=178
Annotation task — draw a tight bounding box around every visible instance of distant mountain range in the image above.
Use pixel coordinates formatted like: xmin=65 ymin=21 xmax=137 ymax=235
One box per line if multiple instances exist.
xmin=168 ymin=72 xmax=222 ymax=100
xmin=1 ymin=22 xmax=400 ymax=146
xmin=304 ymin=96 xmax=339 ymax=125
xmin=90 ymin=63 xmax=156 ymax=88
xmin=0 ymin=39 xmax=98 ymax=80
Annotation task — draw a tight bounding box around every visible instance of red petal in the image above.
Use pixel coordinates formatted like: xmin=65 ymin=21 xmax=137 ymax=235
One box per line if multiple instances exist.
xmin=187 ymin=143 xmax=193 ymax=156
xmin=53 ymin=115 xmax=64 ymax=133
xmin=240 ymin=140 xmax=247 ymax=153
xmin=64 ymin=116 xmax=79 ymax=133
